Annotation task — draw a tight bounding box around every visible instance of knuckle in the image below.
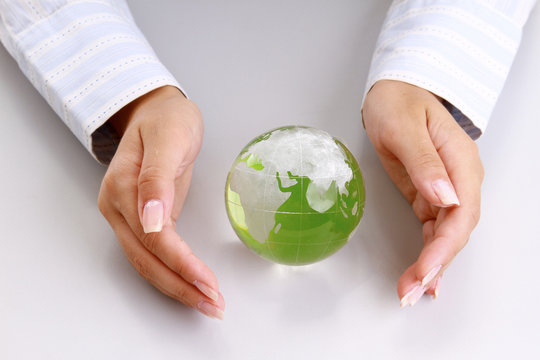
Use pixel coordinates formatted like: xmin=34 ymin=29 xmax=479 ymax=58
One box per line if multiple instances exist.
xmin=138 ymin=166 xmax=167 ymax=189
xmin=184 ymin=99 xmax=203 ymax=125
xmin=172 ymin=285 xmax=190 ymax=303
xmin=468 ymin=204 xmax=481 ymax=227
xmin=463 ymin=139 xmax=484 ymax=183
xmin=99 ymin=172 xmax=115 ymax=195
xmin=465 ymin=138 xmax=481 ymax=161
xmin=97 ymin=191 xmax=107 ymax=215
xmin=141 ymin=232 xmax=161 ymax=254
xmin=131 ymin=256 xmax=152 ymax=281
xmin=475 ymin=155 xmax=485 ymax=184
xmin=413 ymin=150 xmax=442 ymax=171
xmin=171 ymin=248 xmax=194 ymax=276
xmin=138 ymin=165 xmax=165 ymax=183
xmin=467 ymin=138 xmax=480 ymax=156
xmin=413 ymin=200 xmax=434 ymax=223
xmin=97 ymin=174 xmax=115 ymax=216
xmin=451 ymin=236 xmax=469 ymax=257
xmin=172 ymin=258 xmax=186 ymax=276
xmin=478 ymin=161 xmax=485 ymax=183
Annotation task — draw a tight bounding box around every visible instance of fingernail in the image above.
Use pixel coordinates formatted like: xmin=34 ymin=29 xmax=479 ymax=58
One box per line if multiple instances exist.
xmin=142 ymin=200 xmax=163 ymax=233
xmin=421 ymin=264 xmax=442 ymax=287
xmin=198 ymin=301 xmax=224 ymax=320
xmin=432 ymin=179 xmax=460 ymax=206
xmin=433 ymin=277 xmax=441 ymax=299
xmin=408 ymin=285 xmax=427 ymax=307
xmin=400 ymin=283 xmax=426 ymax=308
xmin=400 ymin=284 xmax=419 ymax=307
xmin=193 ymin=280 xmax=219 ymax=302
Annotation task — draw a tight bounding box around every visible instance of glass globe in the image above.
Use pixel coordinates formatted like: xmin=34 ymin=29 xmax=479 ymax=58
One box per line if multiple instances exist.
xmin=225 ymin=126 xmax=365 ymax=265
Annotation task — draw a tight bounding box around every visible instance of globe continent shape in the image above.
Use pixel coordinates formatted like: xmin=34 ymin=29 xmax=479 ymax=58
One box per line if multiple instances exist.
xmin=225 ymin=126 xmax=365 ymax=265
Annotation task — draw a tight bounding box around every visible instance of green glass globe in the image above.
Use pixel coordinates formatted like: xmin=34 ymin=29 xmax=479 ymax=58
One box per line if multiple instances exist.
xmin=225 ymin=126 xmax=365 ymax=265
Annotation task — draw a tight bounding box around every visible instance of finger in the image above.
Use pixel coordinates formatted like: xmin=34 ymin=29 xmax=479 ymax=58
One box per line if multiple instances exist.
xmin=382 ymin=108 xmax=460 ymax=208
xmin=412 ymin=105 xmax=483 ymax=282
xmin=376 ymin=152 xmax=441 ymax=225
xmin=398 ymin=219 xmax=438 ymax=306
xmin=425 ymin=276 xmax=441 ymax=299
xmin=397 ymin=265 xmax=425 ymax=307
xmin=422 ymin=219 xmax=435 ymax=245
xmin=103 ymin=156 xmax=222 ymax=302
xmin=413 ymin=203 xmax=479 ymax=287
xmin=399 ymin=182 xmax=480 ymax=305
xmin=100 ymin=182 xmax=223 ymax=308
xmin=112 ymin=210 xmax=225 ymax=319
xmin=137 ymin=100 xmax=202 ymax=233
xmin=139 ymin=225 xmax=222 ymax=302
xmin=398 ymin=219 xmax=442 ymax=300
xmin=118 ymin=174 xmax=221 ymax=300
xmin=398 ymin=199 xmax=478 ymax=306
xmin=399 ymin=120 xmax=483 ymax=305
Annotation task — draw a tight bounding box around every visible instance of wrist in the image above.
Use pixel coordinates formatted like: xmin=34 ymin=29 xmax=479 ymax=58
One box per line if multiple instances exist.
xmin=108 ymin=85 xmax=186 ymax=136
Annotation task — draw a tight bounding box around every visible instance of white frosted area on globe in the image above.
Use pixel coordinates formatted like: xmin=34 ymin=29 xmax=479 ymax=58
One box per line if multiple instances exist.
xmin=229 ymin=162 xmax=288 ymax=243
xmin=248 ymin=127 xmax=353 ymax=193
xmin=306 ymin=181 xmax=338 ymax=213
xmin=228 ymin=127 xmax=354 ymax=243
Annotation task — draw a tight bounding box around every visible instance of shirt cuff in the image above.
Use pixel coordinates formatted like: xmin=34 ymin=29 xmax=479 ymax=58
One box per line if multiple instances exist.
xmin=2 ymin=1 xmax=184 ymax=163
xmin=363 ymin=0 xmax=528 ymax=138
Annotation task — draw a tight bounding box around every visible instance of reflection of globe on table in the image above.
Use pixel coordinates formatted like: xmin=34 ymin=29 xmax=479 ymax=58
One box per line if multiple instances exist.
xmin=225 ymin=126 xmax=365 ymax=265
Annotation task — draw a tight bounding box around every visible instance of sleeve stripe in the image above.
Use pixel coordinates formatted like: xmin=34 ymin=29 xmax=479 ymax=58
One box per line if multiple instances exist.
xmin=83 ymin=76 xmax=180 ymax=148
xmin=67 ymin=58 xmax=167 ymax=125
xmin=15 ymin=1 xmax=116 ymax=44
xmin=26 ymin=13 xmax=126 ymax=60
xmin=373 ymin=25 xmax=510 ymax=77
xmin=363 ymin=0 xmax=534 ymax=134
xmin=372 ymin=70 xmax=484 ymax=128
xmin=369 ymin=46 xmax=498 ymax=102
xmin=379 ymin=5 xmax=519 ymax=52
xmin=479 ymin=0 xmax=538 ymax=26
xmin=43 ymin=33 xmax=145 ymax=86
xmin=44 ymin=40 xmax=168 ymax=115
xmin=25 ymin=0 xmax=46 ymax=20
xmin=62 ymin=54 xmax=161 ymax=128
xmin=1 ymin=1 xmax=183 ymax=162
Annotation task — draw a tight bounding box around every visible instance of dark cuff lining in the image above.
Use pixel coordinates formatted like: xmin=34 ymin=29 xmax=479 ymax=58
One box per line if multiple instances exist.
xmin=441 ymin=99 xmax=482 ymax=140
xmin=91 ymin=121 xmax=121 ymax=165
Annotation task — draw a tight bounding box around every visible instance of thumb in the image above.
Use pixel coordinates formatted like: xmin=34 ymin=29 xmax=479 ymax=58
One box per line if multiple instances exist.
xmin=385 ymin=110 xmax=460 ymax=208
xmin=138 ymin=121 xmax=195 ymax=234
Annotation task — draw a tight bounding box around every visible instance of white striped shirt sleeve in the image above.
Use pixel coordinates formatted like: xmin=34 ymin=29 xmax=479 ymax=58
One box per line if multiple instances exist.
xmin=364 ymin=0 xmax=537 ymax=138
xmin=0 ymin=0 xmax=183 ymax=163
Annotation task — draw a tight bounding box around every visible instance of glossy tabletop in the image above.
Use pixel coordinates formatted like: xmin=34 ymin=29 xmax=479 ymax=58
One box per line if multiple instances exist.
xmin=1 ymin=1 xmax=539 ymax=358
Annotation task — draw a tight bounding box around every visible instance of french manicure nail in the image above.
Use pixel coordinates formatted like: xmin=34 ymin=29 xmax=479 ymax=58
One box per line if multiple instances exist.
xmin=433 ymin=277 xmax=441 ymax=299
xmin=407 ymin=285 xmax=427 ymax=307
xmin=198 ymin=301 xmax=224 ymax=320
xmin=193 ymin=280 xmax=219 ymax=302
xmin=421 ymin=264 xmax=442 ymax=287
xmin=432 ymin=179 xmax=460 ymax=206
xmin=142 ymin=200 xmax=164 ymax=233
xmin=400 ymin=283 xmax=427 ymax=308
xmin=400 ymin=284 xmax=420 ymax=308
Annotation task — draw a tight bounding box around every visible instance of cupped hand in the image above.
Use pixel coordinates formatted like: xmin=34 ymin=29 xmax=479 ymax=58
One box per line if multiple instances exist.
xmin=362 ymin=80 xmax=484 ymax=306
xmin=98 ymin=86 xmax=225 ymax=319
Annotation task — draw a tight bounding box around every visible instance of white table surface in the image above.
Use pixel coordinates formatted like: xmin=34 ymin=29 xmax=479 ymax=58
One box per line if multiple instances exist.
xmin=1 ymin=1 xmax=539 ymax=359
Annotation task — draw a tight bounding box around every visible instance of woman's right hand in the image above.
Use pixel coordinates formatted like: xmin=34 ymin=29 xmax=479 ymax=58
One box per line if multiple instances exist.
xmin=98 ymin=86 xmax=225 ymax=319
